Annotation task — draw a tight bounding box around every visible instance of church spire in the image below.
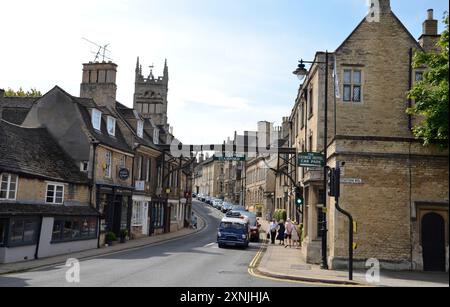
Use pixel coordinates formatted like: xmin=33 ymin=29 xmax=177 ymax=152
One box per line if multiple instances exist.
xmin=163 ymin=59 xmax=169 ymax=81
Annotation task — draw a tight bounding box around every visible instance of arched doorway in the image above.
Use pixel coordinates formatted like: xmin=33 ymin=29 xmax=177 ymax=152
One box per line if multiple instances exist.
xmin=422 ymin=212 xmax=446 ymax=271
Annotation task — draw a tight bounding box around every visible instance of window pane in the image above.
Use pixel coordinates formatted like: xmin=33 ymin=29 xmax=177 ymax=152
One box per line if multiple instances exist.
xmin=344 ymin=70 xmax=352 ymax=84
xmin=353 ymin=71 xmax=361 ymax=84
xmin=23 ymin=220 xmax=36 ymax=242
xmin=353 ymin=86 xmax=361 ymax=102
xmin=88 ymin=218 xmax=97 ymax=237
xmin=343 ymin=85 xmax=352 ymax=101
xmin=52 ymin=220 xmax=63 ymax=241
xmin=10 ymin=219 xmax=24 ymax=243
xmin=0 ymin=219 xmax=7 ymax=245
xmin=63 ymin=221 xmax=73 ymax=239
xmin=415 ymin=72 xmax=423 ymax=82
xmin=72 ymin=219 xmax=81 ymax=239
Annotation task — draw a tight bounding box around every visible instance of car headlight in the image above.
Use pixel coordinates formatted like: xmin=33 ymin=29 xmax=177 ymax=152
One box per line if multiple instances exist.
xmin=241 ymin=234 xmax=247 ymax=239
xmin=218 ymin=232 xmax=222 ymax=237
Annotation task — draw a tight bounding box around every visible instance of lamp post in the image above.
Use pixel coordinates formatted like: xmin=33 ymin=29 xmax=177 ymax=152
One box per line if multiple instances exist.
xmin=293 ymin=51 xmax=329 ymax=270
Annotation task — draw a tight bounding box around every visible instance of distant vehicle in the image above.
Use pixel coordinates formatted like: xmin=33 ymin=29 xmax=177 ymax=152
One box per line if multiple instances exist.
xmin=230 ymin=205 xmax=247 ymax=212
xmin=217 ymin=216 xmax=250 ymax=248
xmin=221 ymin=202 xmax=234 ymax=213
xmin=236 ymin=211 xmax=260 ymax=242
xmin=192 ymin=193 xmax=197 ymax=198
xmin=205 ymin=196 xmax=212 ymax=204
xmin=213 ymin=199 xmax=223 ymax=209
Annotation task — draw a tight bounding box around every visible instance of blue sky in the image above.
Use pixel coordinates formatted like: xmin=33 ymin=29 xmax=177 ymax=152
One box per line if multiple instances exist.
xmin=0 ymin=0 xmax=448 ymax=144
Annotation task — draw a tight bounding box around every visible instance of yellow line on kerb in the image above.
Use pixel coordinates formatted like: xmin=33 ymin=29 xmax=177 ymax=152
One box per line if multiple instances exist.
xmin=247 ymin=241 xmax=367 ymax=287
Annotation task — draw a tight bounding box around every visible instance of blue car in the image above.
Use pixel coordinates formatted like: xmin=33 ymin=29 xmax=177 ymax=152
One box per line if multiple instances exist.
xmin=217 ymin=216 xmax=250 ymax=248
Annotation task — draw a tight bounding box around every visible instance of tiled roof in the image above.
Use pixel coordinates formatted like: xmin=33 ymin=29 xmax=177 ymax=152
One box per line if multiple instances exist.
xmin=0 ymin=97 xmax=37 ymax=125
xmin=0 ymin=202 xmax=99 ymax=216
xmin=0 ymin=120 xmax=89 ymax=184
xmin=2 ymin=97 xmax=38 ymax=108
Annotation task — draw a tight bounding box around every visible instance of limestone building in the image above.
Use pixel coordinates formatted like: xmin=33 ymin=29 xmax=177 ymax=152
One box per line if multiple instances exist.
xmin=290 ymin=1 xmax=449 ymax=271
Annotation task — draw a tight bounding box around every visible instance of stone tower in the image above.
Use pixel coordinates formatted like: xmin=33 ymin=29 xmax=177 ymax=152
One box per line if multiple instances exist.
xmin=133 ymin=57 xmax=169 ymax=130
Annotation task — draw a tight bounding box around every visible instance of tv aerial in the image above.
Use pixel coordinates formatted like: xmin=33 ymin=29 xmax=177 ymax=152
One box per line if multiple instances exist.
xmin=82 ymin=37 xmax=113 ymax=62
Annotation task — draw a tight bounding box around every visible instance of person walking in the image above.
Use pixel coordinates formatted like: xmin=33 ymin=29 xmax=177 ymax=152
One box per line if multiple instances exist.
xmin=191 ymin=213 xmax=198 ymax=229
xmin=269 ymin=219 xmax=277 ymax=244
xmin=284 ymin=218 xmax=295 ymax=248
xmin=276 ymin=220 xmax=285 ymax=245
xmin=291 ymin=221 xmax=300 ymax=248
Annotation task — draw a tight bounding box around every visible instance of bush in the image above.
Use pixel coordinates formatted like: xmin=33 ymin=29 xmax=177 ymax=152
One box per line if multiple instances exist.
xmin=105 ymin=232 xmax=117 ymax=243
xmin=273 ymin=209 xmax=287 ymax=222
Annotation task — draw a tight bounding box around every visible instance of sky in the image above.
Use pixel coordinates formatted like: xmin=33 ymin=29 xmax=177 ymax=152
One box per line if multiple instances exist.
xmin=0 ymin=0 xmax=448 ymax=145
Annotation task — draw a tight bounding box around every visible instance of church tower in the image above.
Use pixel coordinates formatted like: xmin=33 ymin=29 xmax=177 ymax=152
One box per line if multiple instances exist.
xmin=133 ymin=57 xmax=169 ymax=130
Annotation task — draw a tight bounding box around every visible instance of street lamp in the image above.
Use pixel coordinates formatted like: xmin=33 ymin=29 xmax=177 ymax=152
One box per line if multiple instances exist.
xmin=293 ymin=51 xmax=330 ymax=270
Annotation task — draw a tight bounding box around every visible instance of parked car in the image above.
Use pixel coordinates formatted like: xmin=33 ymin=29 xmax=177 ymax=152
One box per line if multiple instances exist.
xmin=237 ymin=211 xmax=260 ymax=242
xmin=230 ymin=205 xmax=247 ymax=212
xmin=213 ymin=199 xmax=222 ymax=210
xmin=217 ymin=216 xmax=250 ymax=248
xmin=221 ymin=202 xmax=234 ymax=213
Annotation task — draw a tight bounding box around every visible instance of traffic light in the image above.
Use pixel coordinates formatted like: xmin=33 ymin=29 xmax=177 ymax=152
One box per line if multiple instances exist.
xmin=327 ymin=168 xmax=341 ymax=198
xmin=295 ymin=187 xmax=304 ymax=207
xmin=327 ymin=168 xmax=336 ymax=197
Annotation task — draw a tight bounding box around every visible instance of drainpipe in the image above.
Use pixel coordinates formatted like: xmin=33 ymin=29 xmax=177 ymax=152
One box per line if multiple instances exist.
xmin=34 ymin=216 xmax=44 ymax=260
xmin=408 ymin=48 xmax=413 ymax=131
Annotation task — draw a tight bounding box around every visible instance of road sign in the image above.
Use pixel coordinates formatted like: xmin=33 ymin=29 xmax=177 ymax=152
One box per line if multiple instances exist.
xmin=298 ymin=152 xmax=325 ymax=168
xmin=213 ymin=155 xmax=246 ymax=162
xmin=341 ymin=178 xmax=363 ymax=185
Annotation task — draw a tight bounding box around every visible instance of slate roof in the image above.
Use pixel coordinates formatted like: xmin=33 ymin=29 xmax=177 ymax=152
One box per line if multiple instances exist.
xmin=0 ymin=120 xmax=89 ymax=184
xmin=0 ymin=202 xmax=99 ymax=216
xmin=115 ymin=101 xmax=162 ymax=151
xmin=0 ymin=97 xmax=38 ymax=125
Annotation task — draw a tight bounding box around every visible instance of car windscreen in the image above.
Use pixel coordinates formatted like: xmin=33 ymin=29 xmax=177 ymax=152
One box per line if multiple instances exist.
xmin=220 ymin=222 xmax=247 ymax=230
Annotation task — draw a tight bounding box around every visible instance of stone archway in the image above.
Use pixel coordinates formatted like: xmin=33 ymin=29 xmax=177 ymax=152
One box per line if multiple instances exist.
xmin=422 ymin=212 xmax=446 ymax=271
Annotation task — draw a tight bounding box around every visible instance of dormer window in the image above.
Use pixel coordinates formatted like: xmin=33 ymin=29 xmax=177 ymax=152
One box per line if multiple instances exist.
xmin=153 ymin=129 xmax=159 ymax=145
xmin=92 ymin=109 xmax=102 ymax=131
xmin=107 ymin=116 xmax=116 ymax=136
xmin=137 ymin=120 xmax=144 ymax=138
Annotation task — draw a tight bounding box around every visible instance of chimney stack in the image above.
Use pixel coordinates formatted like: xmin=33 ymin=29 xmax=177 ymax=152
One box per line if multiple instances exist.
xmin=419 ymin=9 xmax=440 ymax=52
xmin=80 ymin=62 xmax=118 ymax=110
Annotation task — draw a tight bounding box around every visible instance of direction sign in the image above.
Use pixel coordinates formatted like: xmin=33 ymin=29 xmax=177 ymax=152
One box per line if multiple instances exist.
xmin=213 ymin=155 xmax=246 ymax=162
xmin=298 ymin=152 xmax=325 ymax=168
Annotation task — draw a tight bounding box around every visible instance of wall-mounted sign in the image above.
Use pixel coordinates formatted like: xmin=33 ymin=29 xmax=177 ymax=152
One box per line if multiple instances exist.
xmin=340 ymin=178 xmax=363 ymax=185
xmin=298 ymin=152 xmax=325 ymax=168
xmin=118 ymin=168 xmax=130 ymax=180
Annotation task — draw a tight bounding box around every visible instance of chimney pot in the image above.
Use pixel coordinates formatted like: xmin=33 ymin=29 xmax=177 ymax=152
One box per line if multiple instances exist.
xmin=427 ymin=9 xmax=434 ymax=20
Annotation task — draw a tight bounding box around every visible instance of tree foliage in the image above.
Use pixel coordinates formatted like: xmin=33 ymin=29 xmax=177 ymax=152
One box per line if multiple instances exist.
xmin=407 ymin=12 xmax=449 ymax=149
xmin=4 ymin=87 xmax=42 ymax=97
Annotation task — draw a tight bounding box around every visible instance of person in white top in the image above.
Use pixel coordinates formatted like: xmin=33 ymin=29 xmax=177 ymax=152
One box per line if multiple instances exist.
xmin=268 ymin=219 xmax=277 ymax=244
xmin=284 ymin=218 xmax=295 ymax=248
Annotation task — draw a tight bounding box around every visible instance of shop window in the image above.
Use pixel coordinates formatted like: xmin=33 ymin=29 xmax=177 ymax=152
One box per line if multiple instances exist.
xmin=9 ymin=218 xmax=39 ymax=246
xmin=52 ymin=217 xmax=97 ymax=243
xmin=0 ymin=219 xmax=7 ymax=247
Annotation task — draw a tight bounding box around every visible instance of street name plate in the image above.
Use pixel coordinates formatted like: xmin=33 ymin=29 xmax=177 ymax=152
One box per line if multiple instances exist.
xmin=298 ymin=152 xmax=325 ymax=167
xmin=341 ymin=178 xmax=363 ymax=185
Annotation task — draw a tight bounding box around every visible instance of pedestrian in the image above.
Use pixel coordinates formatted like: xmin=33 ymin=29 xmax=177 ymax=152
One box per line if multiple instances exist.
xmin=276 ymin=220 xmax=285 ymax=245
xmin=191 ymin=213 xmax=198 ymax=229
xmin=269 ymin=219 xmax=277 ymax=244
xmin=291 ymin=221 xmax=300 ymax=248
xmin=284 ymin=218 xmax=295 ymax=248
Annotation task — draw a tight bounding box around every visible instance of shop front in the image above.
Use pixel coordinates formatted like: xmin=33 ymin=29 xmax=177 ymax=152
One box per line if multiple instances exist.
xmin=97 ymin=185 xmax=133 ymax=239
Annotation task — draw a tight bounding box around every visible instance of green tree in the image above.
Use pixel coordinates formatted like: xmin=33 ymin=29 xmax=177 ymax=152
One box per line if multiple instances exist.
xmin=407 ymin=12 xmax=449 ymax=149
xmin=4 ymin=87 xmax=42 ymax=97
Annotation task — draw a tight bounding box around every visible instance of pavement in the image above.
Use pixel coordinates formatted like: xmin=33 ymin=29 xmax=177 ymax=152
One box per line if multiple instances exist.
xmin=0 ymin=201 xmax=305 ymax=287
xmin=0 ymin=212 xmax=206 ymax=276
xmin=255 ymin=219 xmax=449 ymax=287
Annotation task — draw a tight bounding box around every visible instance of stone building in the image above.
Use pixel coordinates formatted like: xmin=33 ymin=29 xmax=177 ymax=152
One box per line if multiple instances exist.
xmin=289 ymin=1 xmax=448 ymax=271
xmin=198 ymin=157 xmax=224 ymax=199
xmin=0 ymin=119 xmax=99 ymax=263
